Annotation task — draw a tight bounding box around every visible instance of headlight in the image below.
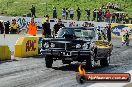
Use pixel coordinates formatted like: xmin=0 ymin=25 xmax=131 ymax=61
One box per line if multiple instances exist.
xmin=44 ymin=42 xmax=49 ymax=48
xmin=76 ymin=44 xmax=81 ymax=48
xmin=50 ymin=43 xmax=55 ymax=48
xmin=82 ymin=43 xmax=88 ymax=49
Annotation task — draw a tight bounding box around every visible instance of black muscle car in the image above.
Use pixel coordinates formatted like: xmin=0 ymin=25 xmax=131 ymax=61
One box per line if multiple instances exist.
xmin=40 ymin=27 xmax=113 ymax=69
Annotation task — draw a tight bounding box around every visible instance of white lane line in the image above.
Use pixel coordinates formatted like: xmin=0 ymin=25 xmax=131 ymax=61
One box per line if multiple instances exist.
xmin=87 ymin=70 xmax=132 ymax=87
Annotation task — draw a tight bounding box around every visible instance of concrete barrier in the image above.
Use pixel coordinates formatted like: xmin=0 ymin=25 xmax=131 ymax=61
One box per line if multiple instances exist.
xmin=14 ymin=36 xmax=38 ymax=58
xmin=0 ymin=45 xmax=11 ymax=61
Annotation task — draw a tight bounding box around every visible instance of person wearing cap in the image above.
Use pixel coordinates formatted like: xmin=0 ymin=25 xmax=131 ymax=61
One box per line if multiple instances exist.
xmin=27 ymin=17 xmax=37 ymax=36
xmin=42 ymin=17 xmax=51 ymax=38
xmin=54 ymin=19 xmax=65 ymax=35
xmin=10 ymin=19 xmax=19 ymax=34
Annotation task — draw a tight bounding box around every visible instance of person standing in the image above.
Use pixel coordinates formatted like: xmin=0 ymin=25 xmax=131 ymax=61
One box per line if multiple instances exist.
xmin=122 ymin=32 xmax=129 ymax=46
xmin=116 ymin=13 xmax=119 ymax=23
xmin=97 ymin=9 xmax=102 ymax=22
xmin=93 ymin=9 xmax=96 ymax=21
xmin=69 ymin=8 xmax=74 ymax=20
xmin=42 ymin=18 xmax=51 ymax=38
xmin=54 ymin=19 xmax=65 ymax=35
xmin=66 ymin=8 xmax=69 ymax=20
xmin=0 ymin=21 xmax=4 ymax=34
xmin=105 ymin=10 xmax=111 ymax=23
xmin=111 ymin=13 xmax=116 ymax=23
xmin=27 ymin=17 xmax=37 ymax=36
xmin=101 ymin=30 xmax=107 ymax=40
xmin=122 ymin=34 xmax=126 ymax=46
xmin=97 ymin=29 xmax=103 ymax=40
xmin=62 ymin=8 xmax=66 ymax=19
xmin=125 ymin=14 xmax=129 ymax=24
xmin=85 ymin=8 xmax=90 ymax=21
xmin=76 ymin=7 xmax=81 ymax=21
xmin=30 ymin=5 xmax=36 ymax=17
xmin=125 ymin=32 xmax=129 ymax=46
xmin=10 ymin=19 xmax=19 ymax=34
xmin=53 ymin=7 xmax=57 ymax=18
xmin=106 ymin=24 xmax=111 ymax=42
xmin=4 ymin=21 xmax=10 ymax=34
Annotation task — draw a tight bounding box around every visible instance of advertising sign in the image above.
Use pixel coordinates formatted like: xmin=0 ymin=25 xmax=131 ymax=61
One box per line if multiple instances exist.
xmin=112 ymin=25 xmax=131 ymax=36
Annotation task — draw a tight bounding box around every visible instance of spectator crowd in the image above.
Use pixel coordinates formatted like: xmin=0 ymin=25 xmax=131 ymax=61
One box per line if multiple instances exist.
xmin=29 ymin=3 xmax=132 ymax=24
xmin=0 ymin=19 xmax=19 ymax=34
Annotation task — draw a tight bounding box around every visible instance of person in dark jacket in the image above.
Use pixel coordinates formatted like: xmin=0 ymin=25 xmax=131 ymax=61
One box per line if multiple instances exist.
xmin=76 ymin=7 xmax=81 ymax=21
xmin=0 ymin=21 xmax=4 ymax=34
xmin=53 ymin=7 xmax=57 ymax=18
xmin=54 ymin=19 xmax=65 ymax=35
xmin=93 ymin=9 xmax=96 ymax=21
xmin=85 ymin=8 xmax=90 ymax=21
xmin=106 ymin=24 xmax=111 ymax=42
xmin=97 ymin=9 xmax=102 ymax=22
xmin=66 ymin=8 xmax=69 ymax=20
xmin=30 ymin=5 xmax=36 ymax=17
xmin=42 ymin=18 xmax=51 ymax=38
xmin=4 ymin=21 xmax=10 ymax=34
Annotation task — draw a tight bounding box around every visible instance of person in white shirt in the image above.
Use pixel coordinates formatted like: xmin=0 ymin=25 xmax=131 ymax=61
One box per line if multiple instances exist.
xmin=69 ymin=8 xmax=74 ymax=20
xmin=62 ymin=8 xmax=66 ymax=19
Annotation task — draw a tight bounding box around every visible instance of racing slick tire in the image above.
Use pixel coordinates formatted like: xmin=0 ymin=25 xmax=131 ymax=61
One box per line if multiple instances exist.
xmin=45 ymin=55 xmax=53 ymax=68
xmin=85 ymin=54 xmax=95 ymax=69
xmin=100 ymin=55 xmax=110 ymax=67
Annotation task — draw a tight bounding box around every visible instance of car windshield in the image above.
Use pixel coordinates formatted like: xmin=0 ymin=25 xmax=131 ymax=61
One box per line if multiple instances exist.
xmin=57 ymin=28 xmax=96 ymax=39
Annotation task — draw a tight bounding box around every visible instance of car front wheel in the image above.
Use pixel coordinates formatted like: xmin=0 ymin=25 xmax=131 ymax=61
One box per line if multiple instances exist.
xmin=45 ymin=55 xmax=53 ymax=68
xmin=85 ymin=54 xmax=95 ymax=69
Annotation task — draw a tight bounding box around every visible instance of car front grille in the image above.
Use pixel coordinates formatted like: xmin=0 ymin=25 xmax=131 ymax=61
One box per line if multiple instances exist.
xmin=54 ymin=43 xmax=76 ymax=50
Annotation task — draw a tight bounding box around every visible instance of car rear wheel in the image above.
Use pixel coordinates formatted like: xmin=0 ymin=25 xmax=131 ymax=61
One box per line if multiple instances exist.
xmin=100 ymin=55 xmax=110 ymax=67
xmin=85 ymin=55 xmax=95 ymax=69
xmin=45 ymin=55 xmax=53 ymax=68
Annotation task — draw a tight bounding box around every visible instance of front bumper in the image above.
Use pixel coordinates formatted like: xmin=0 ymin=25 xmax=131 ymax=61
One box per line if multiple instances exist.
xmin=40 ymin=49 xmax=91 ymax=57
